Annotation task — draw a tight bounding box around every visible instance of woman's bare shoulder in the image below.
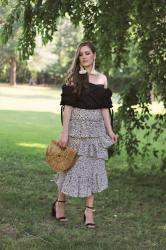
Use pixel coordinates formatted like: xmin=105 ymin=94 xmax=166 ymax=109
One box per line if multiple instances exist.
xmin=96 ymin=72 xmax=108 ymax=88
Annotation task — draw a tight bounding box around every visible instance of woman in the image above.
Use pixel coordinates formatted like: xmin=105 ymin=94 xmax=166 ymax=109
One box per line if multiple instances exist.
xmin=52 ymin=41 xmax=118 ymax=229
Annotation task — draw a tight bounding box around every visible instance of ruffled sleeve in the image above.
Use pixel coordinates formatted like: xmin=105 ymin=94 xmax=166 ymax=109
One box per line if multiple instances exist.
xmin=60 ymin=84 xmax=76 ymax=107
xmin=101 ymin=88 xmax=113 ymax=108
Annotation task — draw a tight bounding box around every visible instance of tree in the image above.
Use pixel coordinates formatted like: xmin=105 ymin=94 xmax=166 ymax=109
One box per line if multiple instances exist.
xmin=1 ymin=0 xmax=165 ymax=170
xmin=0 ymin=2 xmax=20 ymax=85
xmin=26 ymin=16 xmax=83 ymax=84
xmin=44 ymin=15 xmax=83 ymax=83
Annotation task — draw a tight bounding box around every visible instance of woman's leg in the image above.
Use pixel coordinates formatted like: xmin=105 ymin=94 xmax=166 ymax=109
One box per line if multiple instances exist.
xmin=58 ymin=191 xmax=65 ymax=201
xmin=85 ymin=194 xmax=95 ymax=224
xmin=55 ymin=192 xmax=66 ymax=218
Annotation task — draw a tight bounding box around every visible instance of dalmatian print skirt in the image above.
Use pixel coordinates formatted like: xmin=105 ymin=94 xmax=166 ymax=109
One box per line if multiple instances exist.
xmin=54 ymin=108 xmax=113 ymax=198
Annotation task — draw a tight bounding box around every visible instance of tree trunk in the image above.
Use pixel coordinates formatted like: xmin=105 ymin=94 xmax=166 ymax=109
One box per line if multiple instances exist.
xmin=9 ymin=57 xmax=16 ymax=86
xmin=150 ymin=82 xmax=156 ymax=102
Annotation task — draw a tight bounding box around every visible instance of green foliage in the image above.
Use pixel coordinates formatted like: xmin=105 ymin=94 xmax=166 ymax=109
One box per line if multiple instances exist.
xmin=16 ymin=61 xmax=31 ymax=83
xmin=1 ymin=0 xmax=166 ymax=170
xmin=0 ymin=1 xmax=23 ymax=83
xmin=44 ymin=16 xmax=83 ymax=83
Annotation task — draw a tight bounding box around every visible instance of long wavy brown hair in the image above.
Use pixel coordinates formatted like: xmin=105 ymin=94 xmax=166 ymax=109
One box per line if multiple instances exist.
xmin=65 ymin=41 xmax=96 ymax=95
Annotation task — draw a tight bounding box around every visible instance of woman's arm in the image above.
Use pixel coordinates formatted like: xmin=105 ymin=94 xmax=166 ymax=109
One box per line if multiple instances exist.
xmin=101 ymin=74 xmax=118 ymax=143
xmin=58 ymin=105 xmax=73 ymax=148
xmin=101 ymin=108 xmax=113 ymax=134
xmin=101 ymin=108 xmax=118 ymax=144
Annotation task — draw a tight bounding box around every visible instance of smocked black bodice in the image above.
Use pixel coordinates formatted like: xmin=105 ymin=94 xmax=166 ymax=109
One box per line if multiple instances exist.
xmin=60 ymin=82 xmax=113 ymax=109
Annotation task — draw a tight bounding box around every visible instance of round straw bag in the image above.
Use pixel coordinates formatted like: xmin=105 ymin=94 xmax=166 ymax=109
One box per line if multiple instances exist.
xmin=46 ymin=140 xmax=78 ymax=172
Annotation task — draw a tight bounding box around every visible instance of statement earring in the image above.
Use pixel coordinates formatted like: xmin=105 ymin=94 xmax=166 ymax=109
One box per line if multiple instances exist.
xmin=79 ymin=64 xmax=87 ymax=74
xmin=90 ymin=59 xmax=98 ymax=75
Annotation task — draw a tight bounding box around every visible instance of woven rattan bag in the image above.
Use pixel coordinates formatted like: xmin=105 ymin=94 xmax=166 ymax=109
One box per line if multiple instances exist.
xmin=46 ymin=140 xmax=78 ymax=172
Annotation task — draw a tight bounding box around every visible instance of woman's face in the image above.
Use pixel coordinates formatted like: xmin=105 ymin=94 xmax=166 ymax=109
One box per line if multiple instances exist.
xmin=79 ymin=45 xmax=96 ymax=68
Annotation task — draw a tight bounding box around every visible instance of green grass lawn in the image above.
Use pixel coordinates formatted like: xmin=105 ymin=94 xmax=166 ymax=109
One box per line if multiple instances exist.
xmin=0 ymin=85 xmax=166 ymax=250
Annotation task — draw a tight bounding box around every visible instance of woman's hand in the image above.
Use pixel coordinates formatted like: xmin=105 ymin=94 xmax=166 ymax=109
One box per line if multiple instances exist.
xmin=58 ymin=131 xmax=69 ymax=148
xmin=108 ymin=131 xmax=118 ymax=144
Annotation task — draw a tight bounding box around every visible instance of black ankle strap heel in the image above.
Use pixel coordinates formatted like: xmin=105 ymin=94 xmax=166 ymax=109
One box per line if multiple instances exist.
xmin=83 ymin=206 xmax=96 ymax=229
xmin=51 ymin=199 xmax=68 ymax=222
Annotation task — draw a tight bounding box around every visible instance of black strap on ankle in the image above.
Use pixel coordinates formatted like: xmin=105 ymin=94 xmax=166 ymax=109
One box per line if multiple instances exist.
xmin=86 ymin=206 xmax=94 ymax=209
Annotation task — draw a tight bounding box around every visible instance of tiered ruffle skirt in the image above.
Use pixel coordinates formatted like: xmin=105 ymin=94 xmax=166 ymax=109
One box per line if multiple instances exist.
xmin=54 ymin=108 xmax=113 ymax=197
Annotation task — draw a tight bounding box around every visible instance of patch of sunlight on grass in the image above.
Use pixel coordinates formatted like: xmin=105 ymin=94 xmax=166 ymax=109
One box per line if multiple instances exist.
xmin=0 ymin=84 xmax=61 ymax=113
xmin=17 ymin=142 xmax=46 ymax=149
xmin=0 ymin=98 xmax=61 ymax=113
xmin=0 ymin=84 xmax=165 ymax=115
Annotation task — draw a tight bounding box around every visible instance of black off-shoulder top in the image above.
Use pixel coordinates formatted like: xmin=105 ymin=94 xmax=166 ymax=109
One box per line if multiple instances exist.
xmin=60 ymin=82 xmax=113 ymax=109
